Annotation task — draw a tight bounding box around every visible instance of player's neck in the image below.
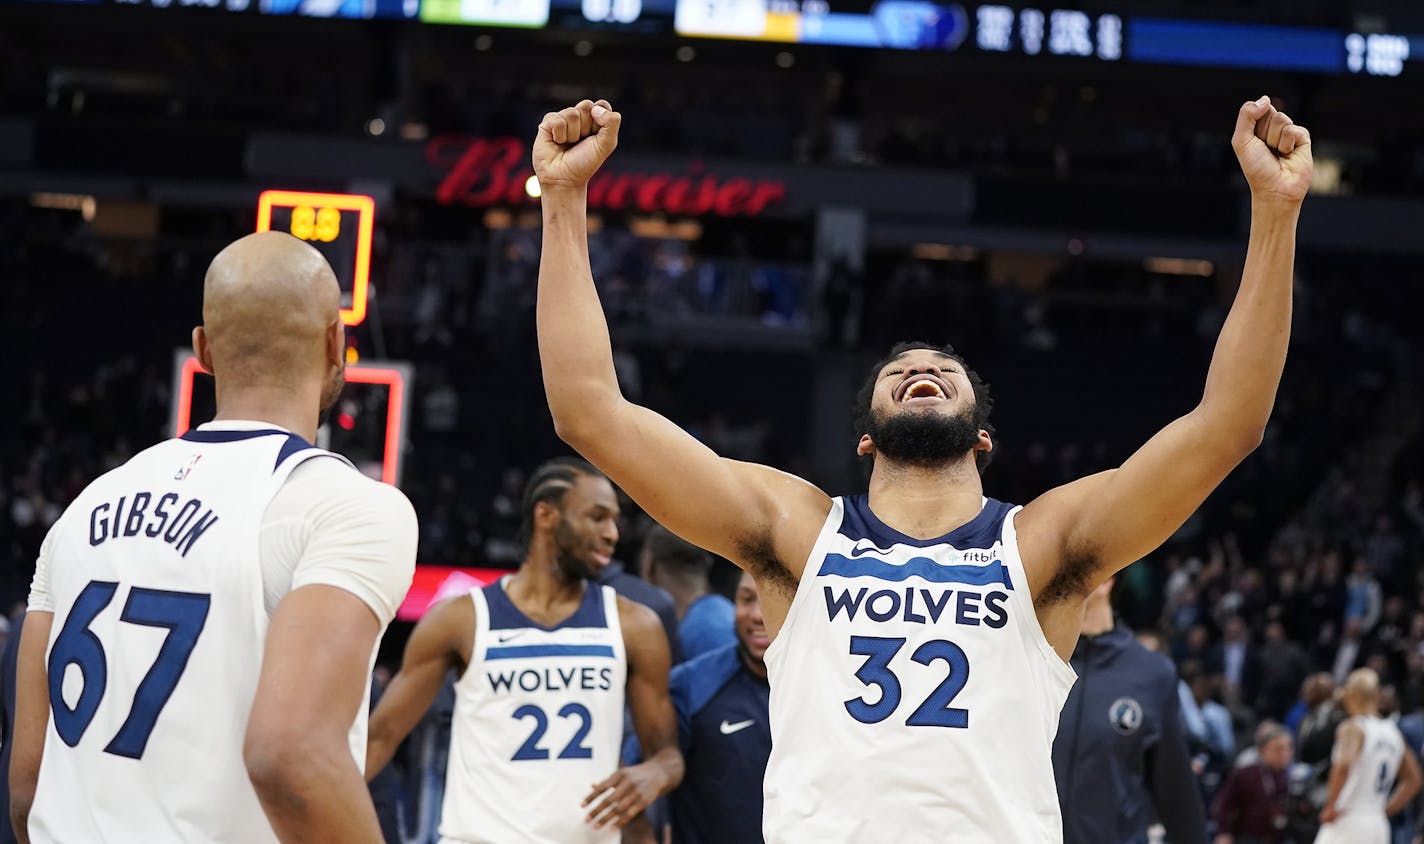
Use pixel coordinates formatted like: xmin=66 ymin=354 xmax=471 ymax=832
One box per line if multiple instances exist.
xmin=213 ymin=383 xmax=321 ymax=442
xmin=866 ymin=457 xmax=984 ymax=540
xmin=511 ymin=548 xmax=588 ymax=611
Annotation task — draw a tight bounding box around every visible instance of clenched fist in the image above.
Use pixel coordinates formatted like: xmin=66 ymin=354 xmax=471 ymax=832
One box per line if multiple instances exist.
xmin=532 ymin=99 xmax=622 ymax=193
xmin=1232 ymin=95 xmax=1313 ymax=206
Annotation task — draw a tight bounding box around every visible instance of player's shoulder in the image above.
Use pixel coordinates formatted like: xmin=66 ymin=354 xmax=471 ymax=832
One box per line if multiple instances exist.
xmin=613 ymin=591 xmax=663 ymax=633
xmin=281 ymin=456 xmax=417 ymax=527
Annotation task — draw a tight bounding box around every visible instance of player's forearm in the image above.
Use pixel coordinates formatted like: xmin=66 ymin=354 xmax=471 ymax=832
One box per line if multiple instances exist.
xmin=1322 ymin=762 xmax=1349 ymax=816
xmin=1198 ymin=198 xmax=1300 ymax=448
xmin=248 ymin=740 xmax=384 ymax=843
xmin=537 ymin=187 xmax=624 ymax=436
xmin=1387 ymin=773 xmax=1421 ymax=816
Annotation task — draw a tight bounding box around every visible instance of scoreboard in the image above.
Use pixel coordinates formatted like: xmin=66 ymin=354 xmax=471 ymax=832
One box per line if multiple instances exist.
xmin=255 ymin=190 xmax=375 ymax=327
xmin=5 ymin=0 xmax=1418 ymax=75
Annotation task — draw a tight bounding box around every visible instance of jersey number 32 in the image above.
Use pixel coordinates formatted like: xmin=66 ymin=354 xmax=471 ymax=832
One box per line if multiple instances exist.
xmin=845 ymin=635 xmax=970 ymax=728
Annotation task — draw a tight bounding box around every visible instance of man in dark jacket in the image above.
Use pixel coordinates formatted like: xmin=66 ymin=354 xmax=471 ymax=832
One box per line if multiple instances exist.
xmin=1053 ymin=578 xmax=1206 ymax=844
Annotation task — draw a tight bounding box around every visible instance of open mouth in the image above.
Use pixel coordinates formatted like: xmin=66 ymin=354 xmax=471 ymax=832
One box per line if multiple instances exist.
xmin=896 ymin=375 xmax=950 ymax=403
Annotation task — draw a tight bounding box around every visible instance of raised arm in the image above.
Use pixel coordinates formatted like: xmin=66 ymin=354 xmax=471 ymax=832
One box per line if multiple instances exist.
xmin=1019 ymin=96 xmax=1312 ymax=598
xmin=582 ymin=599 xmax=683 ymax=832
xmin=364 ymin=596 xmax=473 ymax=779
xmin=533 ymin=100 xmax=827 ymax=576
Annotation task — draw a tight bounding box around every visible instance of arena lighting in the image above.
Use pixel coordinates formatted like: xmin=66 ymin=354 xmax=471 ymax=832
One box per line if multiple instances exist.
xmin=628 ymin=216 xmax=702 ymax=240
xmin=1143 ymin=257 xmax=1214 ymax=277
xmin=524 ymin=175 xmax=543 ymax=199
xmin=172 ymin=355 xmax=409 ymax=486
xmin=31 ymin=192 xmax=97 ymax=221
xmin=256 ymin=190 xmax=375 ymax=327
xmin=912 ymin=243 xmax=980 ymax=261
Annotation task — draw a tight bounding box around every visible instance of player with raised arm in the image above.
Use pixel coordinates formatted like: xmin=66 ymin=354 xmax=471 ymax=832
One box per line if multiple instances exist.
xmin=534 ymin=97 xmax=1310 ymax=842
xmin=9 ymin=232 xmax=417 ymax=844
xmin=365 ymin=458 xmax=682 ymax=844
xmin=1316 ymin=668 xmax=1422 ymax=844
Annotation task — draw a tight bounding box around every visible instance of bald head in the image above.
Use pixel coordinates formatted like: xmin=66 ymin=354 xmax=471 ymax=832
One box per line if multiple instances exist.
xmin=1344 ymin=667 xmax=1381 ymax=713
xmin=198 ymin=231 xmax=341 ymax=382
xmin=194 ymin=232 xmax=345 ymax=425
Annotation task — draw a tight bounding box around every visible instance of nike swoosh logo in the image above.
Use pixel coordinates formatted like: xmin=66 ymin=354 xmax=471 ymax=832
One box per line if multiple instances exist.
xmin=846 ymin=543 xmax=895 ymax=559
xmin=496 ymin=633 xmax=524 ymax=644
xmin=720 ymin=719 xmax=755 ymax=735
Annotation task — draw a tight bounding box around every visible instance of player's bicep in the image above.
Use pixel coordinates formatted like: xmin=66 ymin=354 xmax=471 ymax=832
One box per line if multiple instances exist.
xmin=621 ymin=602 xmax=677 ymax=756
xmin=372 ymin=598 xmax=471 ymax=745
xmin=1023 ymin=409 xmax=1250 ymax=587
xmin=11 ymin=611 xmax=53 ymax=818
xmin=247 ymin=585 xmax=379 ymax=762
xmin=561 ymin=399 xmax=828 ymax=569
xmin=1332 ymin=721 xmax=1365 ymax=766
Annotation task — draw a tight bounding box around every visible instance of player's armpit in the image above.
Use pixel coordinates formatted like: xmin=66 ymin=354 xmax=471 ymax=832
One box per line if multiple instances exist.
xmin=10 ymin=611 xmax=53 ymax=844
xmin=365 ymin=595 xmax=474 ymax=779
xmin=245 ymin=584 xmax=385 ymax=844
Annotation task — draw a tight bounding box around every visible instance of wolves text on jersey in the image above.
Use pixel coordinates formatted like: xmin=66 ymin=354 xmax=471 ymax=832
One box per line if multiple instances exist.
xmin=487 ymin=664 xmax=616 ymax=694
xmin=823 ymin=585 xmax=1009 ymax=628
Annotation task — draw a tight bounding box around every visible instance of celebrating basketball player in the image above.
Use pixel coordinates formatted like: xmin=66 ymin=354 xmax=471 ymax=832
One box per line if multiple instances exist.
xmin=11 ymin=232 xmax=418 ymax=843
xmin=1315 ymin=668 xmax=1422 ymax=844
xmin=365 ymin=458 xmax=683 ymax=844
xmin=534 ymin=97 xmax=1311 ymax=843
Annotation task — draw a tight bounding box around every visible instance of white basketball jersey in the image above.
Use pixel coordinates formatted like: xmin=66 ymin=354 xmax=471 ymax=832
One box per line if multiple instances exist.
xmin=30 ymin=427 xmax=356 ymax=844
xmin=1331 ymin=714 xmax=1404 ymax=821
xmin=439 ymin=578 xmax=627 ymax=844
xmin=763 ymin=496 xmax=1077 ymax=844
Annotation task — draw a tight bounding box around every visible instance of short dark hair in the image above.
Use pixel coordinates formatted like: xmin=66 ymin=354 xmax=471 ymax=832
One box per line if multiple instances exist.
xmin=851 ymin=341 xmax=996 ymax=474
xmin=518 ymin=457 xmax=605 ymax=546
xmin=641 ymin=523 xmax=711 ymax=578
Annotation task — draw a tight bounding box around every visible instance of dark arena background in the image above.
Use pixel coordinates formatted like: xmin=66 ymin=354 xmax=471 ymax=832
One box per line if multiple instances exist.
xmin=2 ymin=0 xmax=1424 ymax=841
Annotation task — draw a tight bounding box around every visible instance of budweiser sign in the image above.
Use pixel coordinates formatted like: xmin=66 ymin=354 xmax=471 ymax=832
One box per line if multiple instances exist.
xmin=427 ymin=136 xmax=787 ymax=217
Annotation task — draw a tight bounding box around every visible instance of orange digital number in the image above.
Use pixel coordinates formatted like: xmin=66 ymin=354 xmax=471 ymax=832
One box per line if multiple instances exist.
xmin=290 ymin=206 xmax=341 ymax=243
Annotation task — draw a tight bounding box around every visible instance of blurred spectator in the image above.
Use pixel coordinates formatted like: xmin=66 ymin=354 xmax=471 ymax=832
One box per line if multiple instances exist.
xmin=640 ymin=525 xmax=735 ymax=662
xmin=1216 ymin=616 xmax=1261 ymax=707
xmin=1256 ymin=622 xmax=1311 ymax=722
xmin=1182 ymin=661 xmax=1236 ymax=762
xmin=1212 ymin=721 xmax=1295 ymax=844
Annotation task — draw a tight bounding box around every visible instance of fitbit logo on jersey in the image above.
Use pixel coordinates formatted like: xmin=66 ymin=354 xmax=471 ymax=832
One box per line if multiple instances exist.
xmin=487 ymin=666 xmax=614 ymax=694
xmin=823 ymin=586 xmax=1009 ymax=628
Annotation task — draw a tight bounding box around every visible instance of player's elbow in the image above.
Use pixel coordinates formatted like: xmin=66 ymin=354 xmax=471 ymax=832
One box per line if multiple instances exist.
xmin=9 ymin=788 xmax=32 ymax=842
xmin=550 ymin=394 xmax=622 ymax=451
xmin=244 ymin=724 xmax=342 ymax=804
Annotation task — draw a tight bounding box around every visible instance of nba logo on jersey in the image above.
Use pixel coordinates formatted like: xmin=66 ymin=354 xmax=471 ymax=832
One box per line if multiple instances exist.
xmin=173 ymin=454 xmax=202 ymax=481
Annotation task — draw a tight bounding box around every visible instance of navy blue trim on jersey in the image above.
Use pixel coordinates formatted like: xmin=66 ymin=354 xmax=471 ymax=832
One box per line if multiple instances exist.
xmin=818 ymin=554 xmax=1013 ymax=587
xmin=272 ymin=434 xmax=322 ymax=473
xmin=483 ymin=579 xmax=609 ymax=631
xmin=485 ymin=644 xmax=617 ymax=660
xmin=179 ymin=428 xmax=289 ymax=444
xmin=837 ymin=495 xmax=1015 ymax=550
